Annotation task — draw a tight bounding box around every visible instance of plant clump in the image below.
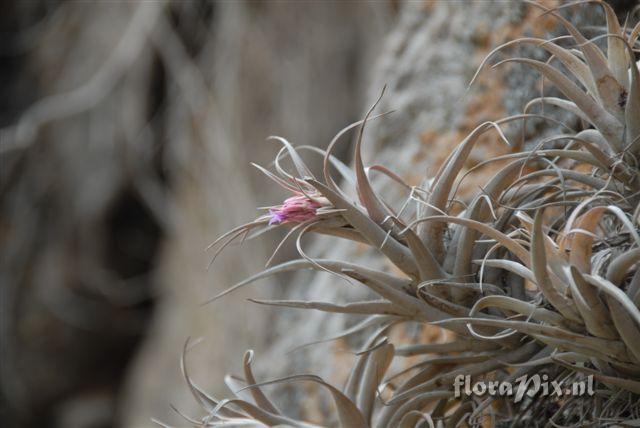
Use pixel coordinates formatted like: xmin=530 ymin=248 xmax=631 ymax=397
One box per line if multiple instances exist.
xmin=164 ymin=2 xmax=640 ymax=427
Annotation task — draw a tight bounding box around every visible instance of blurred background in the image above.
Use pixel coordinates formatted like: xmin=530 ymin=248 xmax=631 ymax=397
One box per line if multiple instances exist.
xmin=1 ymin=1 xmax=636 ymax=427
xmin=0 ymin=1 xmax=392 ymax=427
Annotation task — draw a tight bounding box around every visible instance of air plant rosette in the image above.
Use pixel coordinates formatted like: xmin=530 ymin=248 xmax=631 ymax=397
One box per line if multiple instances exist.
xmin=166 ymin=2 xmax=640 ymax=427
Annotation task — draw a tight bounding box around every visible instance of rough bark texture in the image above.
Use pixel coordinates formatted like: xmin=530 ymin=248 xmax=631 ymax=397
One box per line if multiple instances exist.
xmin=1 ymin=1 xmax=630 ymax=427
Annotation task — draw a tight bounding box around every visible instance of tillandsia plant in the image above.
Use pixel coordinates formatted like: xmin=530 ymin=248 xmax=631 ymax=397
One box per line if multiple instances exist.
xmin=162 ymin=1 xmax=640 ymax=427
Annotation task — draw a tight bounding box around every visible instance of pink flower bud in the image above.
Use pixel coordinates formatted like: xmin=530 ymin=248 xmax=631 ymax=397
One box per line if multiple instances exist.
xmin=268 ymin=195 xmax=322 ymax=225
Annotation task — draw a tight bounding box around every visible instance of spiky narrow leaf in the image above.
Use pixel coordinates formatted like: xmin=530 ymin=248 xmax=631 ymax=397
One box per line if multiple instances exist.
xmin=531 ymin=210 xmax=581 ymax=322
xmin=248 ymin=298 xmax=411 ymax=317
xmin=307 ymin=178 xmax=419 ymax=277
xmin=356 ymin=340 xmax=394 ymax=423
xmin=239 ymin=374 xmax=367 ymax=428
xmin=353 ymin=87 xmax=394 ymax=225
xmin=496 ymin=58 xmax=623 ymax=151
xmin=241 ymin=351 xmax=281 ymax=414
